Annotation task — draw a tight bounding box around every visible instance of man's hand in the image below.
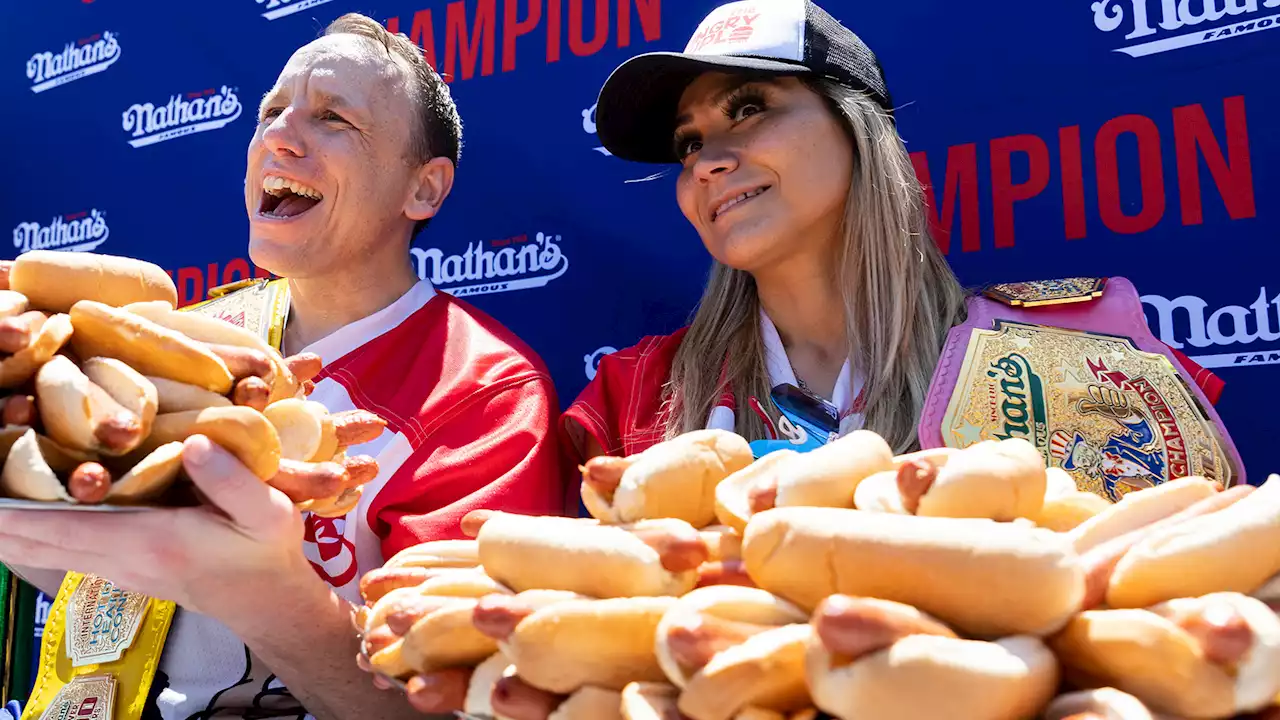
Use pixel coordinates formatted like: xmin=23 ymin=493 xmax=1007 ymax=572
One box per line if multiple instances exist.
xmin=0 ymin=434 xmax=314 ymax=627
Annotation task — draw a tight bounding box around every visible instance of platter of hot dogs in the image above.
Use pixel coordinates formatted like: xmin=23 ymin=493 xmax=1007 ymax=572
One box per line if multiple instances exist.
xmin=0 ymin=250 xmax=386 ymax=513
xmin=355 ymin=429 xmax=1280 ymax=720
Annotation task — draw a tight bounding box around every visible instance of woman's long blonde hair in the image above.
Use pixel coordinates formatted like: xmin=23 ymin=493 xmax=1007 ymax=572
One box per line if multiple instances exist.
xmin=662 ymin=78 xmax=969 ymax=453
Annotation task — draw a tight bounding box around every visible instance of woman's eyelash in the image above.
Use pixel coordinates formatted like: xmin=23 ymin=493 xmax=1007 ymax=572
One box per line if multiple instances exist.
xmin=721 ymin=87 xmax=769 ymax=117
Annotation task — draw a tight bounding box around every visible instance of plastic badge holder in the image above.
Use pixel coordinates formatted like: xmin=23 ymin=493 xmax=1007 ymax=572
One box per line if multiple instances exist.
xmin=749 ymin=383 xmax=838 ymax=459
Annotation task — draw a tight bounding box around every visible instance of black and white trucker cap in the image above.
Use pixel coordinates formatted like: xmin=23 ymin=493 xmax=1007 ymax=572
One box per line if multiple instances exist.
xmin=595 ymin=0 xmax=893 ymax=164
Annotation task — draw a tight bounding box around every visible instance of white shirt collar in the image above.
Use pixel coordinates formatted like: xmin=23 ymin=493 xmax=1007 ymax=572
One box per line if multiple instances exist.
xmin=758 ymin=309 xmax=863 ymax=426
xmin=299 ymin=279 xmax=437 ymax=365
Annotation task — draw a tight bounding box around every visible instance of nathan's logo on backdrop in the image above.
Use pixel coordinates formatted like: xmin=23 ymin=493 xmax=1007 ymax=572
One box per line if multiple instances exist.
xmin=1093 ymin=0 xmax=1280 ymax=57
xmin=1142 ymin=286 xmax=1280 ymax=368
xmin=584 ymin=346 xmax=618 ymax=380
xmin=121 ymin=86 xmax=242 ymax=148
xmin=13 ymin=210 xmax=110 ymax=254
xmin=582 ymin=103 xmax=611 ymax=156
xmin=257 ymin=0 xmax=335 ymax=21
xmin=411 ymin=232 xmax=569 ymax=298
xmin=26 ymin=31 xmax=120 ymax=93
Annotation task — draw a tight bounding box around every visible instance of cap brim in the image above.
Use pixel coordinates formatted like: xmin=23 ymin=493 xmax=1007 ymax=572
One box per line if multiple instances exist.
xmin=595 ymin=52 xmax=811 ymax=164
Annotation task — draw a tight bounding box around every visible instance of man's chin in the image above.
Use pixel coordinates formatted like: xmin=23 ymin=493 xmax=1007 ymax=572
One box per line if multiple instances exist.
xmin=248 ymin=236 xmax=310 ymax=279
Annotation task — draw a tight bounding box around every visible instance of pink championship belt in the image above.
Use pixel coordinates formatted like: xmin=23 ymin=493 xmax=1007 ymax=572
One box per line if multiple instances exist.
xmin=918 ymin=277 xmax=1244 ymax=502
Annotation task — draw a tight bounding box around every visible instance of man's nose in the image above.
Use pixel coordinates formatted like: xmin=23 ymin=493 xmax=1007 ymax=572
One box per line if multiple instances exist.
xmin=261 ymin=109 xmax=305 ymax=157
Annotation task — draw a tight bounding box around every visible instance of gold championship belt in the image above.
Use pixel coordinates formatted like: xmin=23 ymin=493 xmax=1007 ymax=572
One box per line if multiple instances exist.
xmin=23 ymin=279 xmax=290 ymax=720
xmin=918 ymin=277 xmax=1245 ymax=503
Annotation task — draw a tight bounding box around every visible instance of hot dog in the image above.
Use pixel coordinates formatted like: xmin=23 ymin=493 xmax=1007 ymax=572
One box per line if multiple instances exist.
xmin=726 ymin=431 xmax=894 ymax=520
xmin=343 ymin=455 xmax=379 ymax=486
xmin=35 ymin=355 xmax=154 ymax=455
xmin=332 ymin=409 xmax=387 ymax=447
xmin=0 ymin=311 xmax=44 ymax=354
xmin=714 ymin=450 xmax=800 ymax=533
xmin=473 ymin=512 xmax=707 ymax=598
xmin=1041 ymin=689 xmax=1161 ymax=720
xmin=654 ymin=587 xmax=808 ymax=689
xmin=495 ymin=596 xmax=675 ymax=694
xmin=463 ymin=650 xmax=517 ymax=717
xmin=383 ymin=539 xmax=480 ymax=571
xmin=266 ymin=459 xmax=349 ymax=503
xmin=147 ymin=376 xmax=233 ymax=413
xmin=297 ymin=485 xmax=362 ymax=518
xmin=204 ymin=343 xmax=273 ymax=382
xmin=0 ymin=312 xmax=72 ymax=388
xmin=1048 ymin=592 xmax=1280 ymax=718
xmin=1106 ymin=474 xmax=1280 ymax=609
xmin=695 ymin=560 xmax=756 ymax=589
xmin=404 ymin=668 xmax=473 ymax=716
xmin=69 ymin=301 xmax=235 ymax=394
xmin=742 ymin=507 xmax=1085 ymax=637
xmin=1 ymin=395 xmax=37 ymax=427
xmin=285 ymin=353 xmax=323 ymax=384
xmin=1067 ymin=476 xmax=1222 ymax=555
xmin=579 ymin=429 xmax=753 ymax=528
xmin=67 ymin=462 xmax=112 ymax=504
xmin=491 ymin=677 xmax=624 ymax=720
xmin=471 ymin=589 xmax=585 ymax=643
xmin=138 ymin=406 xmax=282 ymax=480
xmin=806 ymin=596 xmax=1059 ymax=720
xmin=359 ymin=566 xmax=460 ymax=605
xmin=9 ymin=251 xmax=177 ymax=314
xmin=1079 ymin=485 xmax=1256 ymax=609
xmin=232 ymin=376 xmax=271 ymax=411
xmin=852 ymin=439 xmax=1047 ymax=521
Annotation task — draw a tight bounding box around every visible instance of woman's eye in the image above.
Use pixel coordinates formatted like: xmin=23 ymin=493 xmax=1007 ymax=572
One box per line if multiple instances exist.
xmin=732 ymin=102 xmax=763 ymax=121
xmin=682 ymin=139 xmax=703 ymax=156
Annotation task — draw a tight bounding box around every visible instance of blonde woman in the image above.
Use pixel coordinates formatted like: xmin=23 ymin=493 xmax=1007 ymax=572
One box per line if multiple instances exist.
xmin=561 ymin=0 xmax=1233 ymax=479
xmin=363 ymin=0 xmax=1238 ymax=713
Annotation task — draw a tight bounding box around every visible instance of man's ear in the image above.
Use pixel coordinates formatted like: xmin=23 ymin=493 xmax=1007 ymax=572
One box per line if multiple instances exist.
xmin=404 ymin=156 xmax=455 ymax=223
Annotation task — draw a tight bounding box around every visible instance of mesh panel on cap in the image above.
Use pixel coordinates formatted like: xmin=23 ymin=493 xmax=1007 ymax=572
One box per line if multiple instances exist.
xmin=802 ymin=0 xmax=893 ymax=112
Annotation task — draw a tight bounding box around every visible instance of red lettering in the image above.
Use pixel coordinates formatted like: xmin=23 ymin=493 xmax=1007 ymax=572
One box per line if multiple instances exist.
xmin=1173 ymin=95 xmax=1255 ymax=225
xmin=223 ymin=258 xmax=252 ymax=285
xmin=503 ymin=0 xmax=542 ymax=72
xmin=410 ymin=10 xmax=440 ymax=71
xmin=1096 ymin=114 xmax=1164 ymax=235
xmin=547 ymin=0 xmax=562 ymax=62
xmin=990 ymin=134 xmax=1050 ymax=249
xmin=618 ymin=0 xmax=661 ymax=47
xmin=446 ymin=0 xmax=496 ymax=82
xmin=176 ymin=267 xmax=204 ymax=308
xmin=1059 ymin=126 xmax=1087 ymax=240
xmin=911 ymin=144 xmax=980 ymax=254
xmin=385 ymin=16 xmax=400 ymax=33
xmin=207 ymin=263 xmax=219 ymax=294
xmin=570 ymin=0 xmax=609 ymax=57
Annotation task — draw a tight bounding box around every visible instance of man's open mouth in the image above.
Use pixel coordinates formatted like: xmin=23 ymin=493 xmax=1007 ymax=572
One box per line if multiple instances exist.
xmin=259 ymin=175 xmax=323 ymax=219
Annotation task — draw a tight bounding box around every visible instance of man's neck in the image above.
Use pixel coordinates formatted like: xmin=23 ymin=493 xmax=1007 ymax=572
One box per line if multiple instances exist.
xmin=282 ymin=254 xmax=420 ymax=356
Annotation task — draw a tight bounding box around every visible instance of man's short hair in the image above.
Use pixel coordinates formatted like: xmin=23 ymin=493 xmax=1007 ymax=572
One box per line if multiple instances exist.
xmin=324 ymin=13 xmax=462 ymax=236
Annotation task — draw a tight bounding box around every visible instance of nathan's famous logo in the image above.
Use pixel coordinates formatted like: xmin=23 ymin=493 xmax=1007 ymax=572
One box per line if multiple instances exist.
xmin=13 ymin=210 xmax=110 ymax=254
xmin=27 ymin=31 xmax=121 ymax=93
xmin=256 ymin=0 xmax=335 ymax=21
xmin=584 ymin=346 xmax=618 ymax=380
xmin=1048 ymin=358 xmax=1197 ymax=501
xmin=985 ymin=352 xmax=1050 ymax=449
xmin=410 ymin=232 xmax=569 ymax=298
xmin=122 ymin=86 xmax=243 ymax=149
xmin=1142 ymin=286 xmax=1280 ymax=368
xmin=1093 ymin=0 xmax=1280 ymax=57
xmin=582 ymin=103 xmax=612 ymax=156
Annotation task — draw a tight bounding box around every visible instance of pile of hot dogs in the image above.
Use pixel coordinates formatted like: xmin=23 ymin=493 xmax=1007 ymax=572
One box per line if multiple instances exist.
xmin=356 ymin=428 xmax=1280 ymax=720
xmin=0 ymin=250 xmax=385 ymax=513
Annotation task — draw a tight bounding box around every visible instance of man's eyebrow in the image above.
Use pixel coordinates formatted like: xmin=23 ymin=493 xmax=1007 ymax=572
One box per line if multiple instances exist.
xmin=258 ymin=89 xmax=284 ymax=115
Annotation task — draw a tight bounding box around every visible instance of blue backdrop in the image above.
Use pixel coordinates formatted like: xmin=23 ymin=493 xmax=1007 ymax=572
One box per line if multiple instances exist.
xmin=2 ymin=0 xmax=1276 ymax=480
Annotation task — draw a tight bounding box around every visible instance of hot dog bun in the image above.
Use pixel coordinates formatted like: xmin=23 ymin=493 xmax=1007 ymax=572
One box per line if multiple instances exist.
xmin=0 ymin=428 xmax=75 ymax=502
xmin=127 ymin=302 xmax=300 ymax=403
xmin=463 ymin=651 xmax=516 ymax=717
xmin=502 ymin=596 xmax=676 ymax=694
xmin=36 ymin=355 xmax=150 ymax=455
xmin=1048 ymin=593 xmax=1280 ymax=718
xmin=477 ymin=513 xmax=702 ymax=598
xmin=1036 ymin=491 xmax=1113 ymax=533
xmin=583 ymin=429 xmax=753 ymax=528
xmin=70 ymin=301 xmax=234 ymax=394
xmin=1042 ymin=688 xmax=1161 ymax=720
xmin=742 ymin=507 xmax=1085 ymax=637
xmin=805 ymin=629 xmax=1059 ymax=720
xmin=677 ymin=623 xmax=812 ymax=720
xmin=383 ymin=539 xmax=480 ymax=570
xmin=549 ymin=686 xmax=626 ymax=720
xmin=774 ymin=430 xmax=893 ymax=509
xmin=1106 ymin=475 xmax=1280 ymax=609
xmin=715 ymin=450 xmax=799 ymax=533
xmin=0 ymin=312 xmax=72 ymax=388
xmin=398 ymin=578 xmax=513 ymax=674
xmin=147 ymin=376 xmax=232 ymax=412
xmin=1067 ymin=477 xmax=1221 ymax=555
xmin=262 ymin=399 xmax=329 ymax=462
xmin=103 ymin=441 xmax=185 ymax=503
xmin=655 ymin=585 xmax=808 ymax=689
xmin=10 ymin=251 xmax=176 ymax=313
xmin=139 ymin=406 xmax=281 ymax=480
